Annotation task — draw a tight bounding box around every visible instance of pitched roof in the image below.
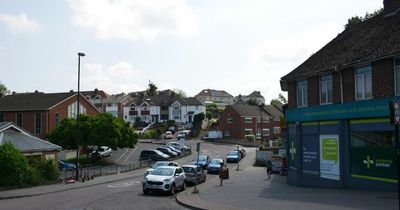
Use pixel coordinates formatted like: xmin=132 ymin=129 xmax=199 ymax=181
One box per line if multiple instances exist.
xmin=81 ymin=89 xmax=109 ymax=99
xmin=0 ymin=123 xmax=61 ymax=153
xmin=281 ymin=12 xmax=400 ymax=82
xmin=102 ymin=93 xmax=131 ymax=103
xmin=196 ymin=89 xmax=233 ymax=98
xmin=247 ymin=91 xmax=264 ymax=99
xmin=264 ymin=105 xmax=283 ymax=117
xmin=0 ymin=91 xmax=76 ymax=111
xmin=183 ymin=97 xmax=203 ymax=106
xmin=230 ymin=104 xmax=270 ymax=118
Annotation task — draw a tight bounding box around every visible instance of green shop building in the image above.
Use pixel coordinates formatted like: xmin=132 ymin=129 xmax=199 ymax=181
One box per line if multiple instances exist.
xmin=280 ymin=0 xmax=400 ymax=191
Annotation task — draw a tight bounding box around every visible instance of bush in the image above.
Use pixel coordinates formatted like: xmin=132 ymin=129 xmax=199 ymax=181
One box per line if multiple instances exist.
xmin=245 ymin=135 xmax=255 ymax=142
xmin=34 ymin=159 xmax=59 ymax=181
xmin=25 ymin=166 xmax=43 ymax=186
xmin=142 ymin=129 xmax=157 ymax=139
xmin=0 ymin=143 xmax=29 ymax=186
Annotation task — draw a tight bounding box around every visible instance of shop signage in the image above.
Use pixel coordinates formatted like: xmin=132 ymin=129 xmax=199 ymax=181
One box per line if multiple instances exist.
xmin=320 ymin=135 xmax=340 ymax=180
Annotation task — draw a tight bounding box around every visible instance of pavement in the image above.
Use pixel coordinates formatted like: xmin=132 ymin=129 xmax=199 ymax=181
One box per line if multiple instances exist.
xmin=1 ymin=148 xmax=398 ymax=210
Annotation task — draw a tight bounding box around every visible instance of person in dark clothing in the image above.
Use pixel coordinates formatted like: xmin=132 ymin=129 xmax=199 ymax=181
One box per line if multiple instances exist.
xmin=266 ymin=159 xmax=272 ymax=180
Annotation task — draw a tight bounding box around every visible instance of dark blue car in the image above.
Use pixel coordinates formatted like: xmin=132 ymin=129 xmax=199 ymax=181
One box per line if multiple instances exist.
xmin=193 ymin=155 xmax=210 ymax=170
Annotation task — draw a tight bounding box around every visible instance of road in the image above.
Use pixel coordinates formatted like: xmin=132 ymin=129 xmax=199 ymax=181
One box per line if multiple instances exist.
xmin=0 ymin=140 xmax=247 ymax=210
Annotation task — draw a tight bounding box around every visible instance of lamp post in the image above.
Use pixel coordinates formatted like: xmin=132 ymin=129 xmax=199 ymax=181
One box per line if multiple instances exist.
xmin=76 ymin=52 xmax=85 ymax=179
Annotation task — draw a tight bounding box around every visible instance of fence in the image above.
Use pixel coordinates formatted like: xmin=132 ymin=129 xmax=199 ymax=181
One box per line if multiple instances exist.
xmin=60 ymin=159 xmax=152 ymax=179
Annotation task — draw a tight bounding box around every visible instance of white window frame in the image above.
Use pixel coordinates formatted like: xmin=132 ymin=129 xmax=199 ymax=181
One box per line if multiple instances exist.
xmin=244 ymin=129 xmax=253 ymax=135
xmin=273 ymin=127 xmax=281 ymax=134
xmin=244 ymin=117 xmax=252 ymax=124
xmin=395 ymin=58 xmax=400 ymax=95
xmin=297 ymin=80 xmax=308 ymax=107
xmin=262 ymin=128 xmax=270 ymax=136
xmin=320 ymin=75 xmax=333 ymax=105
xmin=355 ymin=65 xmax=372 ymax=100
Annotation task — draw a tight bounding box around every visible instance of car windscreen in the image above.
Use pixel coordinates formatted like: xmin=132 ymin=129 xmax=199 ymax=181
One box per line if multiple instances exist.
xmin=183 ymin=167 xmax=195 ymax=173
xmin=152 ymin=162 xmax=168 ymax=169
xmin=196 ymin=156 xmax=207 ymax=161
xmin=152 ymin=168 xmax=174 ymax=176
xmin=210 ymin=159 xmax=222 ymax=164
xmin=228 ymin=151 xmax=238 ymax=156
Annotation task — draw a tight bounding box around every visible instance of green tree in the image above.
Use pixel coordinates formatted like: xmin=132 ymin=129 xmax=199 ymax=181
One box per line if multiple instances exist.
xmin=246 ymin=98 xmax=259 ymax=106
xmin=270 ymin=93 xmax=287 ymax=105
xmin=344 ymin=8 xmax=383 ymax=29
xmin=0 ymin=143 xmax=29 ymax=186
xmin=278 ymin=93 xmax=287 ymax=104
xmin=0 ymin=82 xmax=10 ymax=97
xmin=47 ymin=113 xmax=137 ymax=150
xmin=146 ymin=81 xmax=158 ymax=96
xmin=206 ymin=103 xmax=220 ymax=120
xmin=173 ymin=89 xmax=187 ymax=98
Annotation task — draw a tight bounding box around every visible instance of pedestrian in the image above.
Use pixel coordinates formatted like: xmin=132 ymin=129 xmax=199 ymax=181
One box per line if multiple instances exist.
xmin=219 ymin=162 xmax=227 ymax=186
xmin=266 ymin=159 xmax=272 ymax=180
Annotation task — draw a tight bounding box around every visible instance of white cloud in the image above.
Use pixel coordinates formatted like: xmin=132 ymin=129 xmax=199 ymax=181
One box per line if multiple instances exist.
xmin=68 ymin=0 xmax=197 ymax=41
xmin=81 ymin=62 xmax=143 ymax=94
xmin=0 ymin=13 xmax=40 ymax=33
xmin=0 ymin=46 xmax=5 ymax=51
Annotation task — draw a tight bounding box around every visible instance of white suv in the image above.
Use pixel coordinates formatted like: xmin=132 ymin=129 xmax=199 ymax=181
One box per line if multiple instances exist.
xmin=143 ymin=166 xmax=186 ymax=195
xmin=167 ymin=142 xmax=188 ymax=152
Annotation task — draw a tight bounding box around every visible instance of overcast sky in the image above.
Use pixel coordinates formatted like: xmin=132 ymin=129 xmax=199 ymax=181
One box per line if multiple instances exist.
xmin=0 ymin=0 xmax=382 ymax=102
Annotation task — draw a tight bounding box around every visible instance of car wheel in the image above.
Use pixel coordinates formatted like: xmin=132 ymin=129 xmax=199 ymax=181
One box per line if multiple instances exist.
xmin=169 ymin=183 xmax=176 ymax=195
xmin=143 ymin=189 xmax=149 ymax=194
xmin=181 ymin=181 xmax=186 ymax=191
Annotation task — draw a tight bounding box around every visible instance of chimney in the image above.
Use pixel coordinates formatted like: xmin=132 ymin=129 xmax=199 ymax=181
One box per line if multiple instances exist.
xmin=384 ymin=0 xmax=400 ymax=15
xmin=69 ymin=90 xmax=74 ymax=93
xmin=35 ymin=90 xmax=39 ymax=93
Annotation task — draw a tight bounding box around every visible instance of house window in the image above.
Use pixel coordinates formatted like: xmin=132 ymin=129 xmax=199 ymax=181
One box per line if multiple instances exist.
xmin=320 ymin=75 xmax=333 ymax=104
xmin=227 ymin=117 xmax=233 ymax=124
xmin=262 ymin=128 xmax=270 ymax=136
xmin=257 ymin=117 xmax=270 ymax=123
xmin=68 ymin=102 xmax=87 ymax=118
xmin=297 ymin=80 xmax=308 ymax=107
xmin=34 ymin=112 xmax=41 ymax=135
xmin=0 ymin=112 xmax=3 ymax=122
xmin=355 ymin=65 xmax=372 ymax=100
xmin=16 ymin=113 xmax=23 ymax=127
xmin=273 ymin=127 xmax=281 ymax=134
xmin=55 ymin=113 xmax=60 ymax=127
xmin=244 ymin=117 xmax=252 ymax=124
xmin=224 ymin=131 xmax=230 ymax=137
xmin=244 ymin=129 xmax=253 ymax=135
xmin=273 ymin=116 xmax=280 ymax=122
xmin=130 ymin=106 xmax=136 ymax=111
xmin=395 ymin=58 xmax=400 ymax=95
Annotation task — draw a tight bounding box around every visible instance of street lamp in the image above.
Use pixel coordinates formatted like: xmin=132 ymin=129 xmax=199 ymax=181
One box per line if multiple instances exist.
xmin=76 ymin=52 xmax=85 ymax=179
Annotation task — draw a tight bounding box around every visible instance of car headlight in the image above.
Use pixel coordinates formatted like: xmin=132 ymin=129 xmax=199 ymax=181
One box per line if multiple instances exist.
xmin=164 ymin=178 xmax=171 ymax=182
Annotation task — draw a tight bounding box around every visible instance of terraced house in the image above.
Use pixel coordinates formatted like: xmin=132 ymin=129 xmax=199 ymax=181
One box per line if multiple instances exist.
xmin=280 ymin=0 xmax=400 ymax=191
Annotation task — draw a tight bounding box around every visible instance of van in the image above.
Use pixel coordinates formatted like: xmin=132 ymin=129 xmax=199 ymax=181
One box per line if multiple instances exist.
xmin=139 ymin=149 xmax=170 ymax=161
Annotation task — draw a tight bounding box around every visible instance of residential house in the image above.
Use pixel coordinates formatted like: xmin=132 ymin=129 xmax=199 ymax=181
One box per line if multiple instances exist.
xmin=81 ymin=88 xmax=109 ymax=112
xmin=102 ymin=93 xmax=132 ymax=119
xmin=0 ymin=122 xmax=62 ymax=163
xmin=219 ymin=104 xmax=283 ymax=142
xmin=280 ymin=0 xmax=400 ymax=191
xmin=195 ymin=89 xmax=234 ymax=109
xmin=123 ymin=90 xmax=205 ymax=125
xmin=0 ymin=91 xmax=99 ymax=139
xmin=235 ymin=91 xmax=266 ymax=105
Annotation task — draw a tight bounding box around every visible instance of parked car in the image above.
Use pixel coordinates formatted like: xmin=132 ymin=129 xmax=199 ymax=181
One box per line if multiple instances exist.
xmin=207 ymin=158 xmax=224 ymax=174
xmin=182 ymin=165 xmax=206 ymax=184
xmin=192 ymin=155 xmax=210 ymax=170
xmin=161 ymin=146 xmax=182 ymax=156
xmin=89 ymin=146 xmax=112 ymax=159
xmin=156 ymin=147 xmax=178 ymax=158
xmin=144 ymin=161 xmax=179 ymax=177
xmin=176 ymin=131 xmax=186 ymax=139
xmin=226 ymin=150 xmax=241 ymax=163
xmin=167 ymin=141 xmax=189 ymax=152
xmin=143 ymin=166 xmax=186 ymax=195
xmin=165 ymin=131 xmax=173 ymax=139
xmin=58 ymin=160 xmax=76 ymax=171
xmin=139 ymin=149 xmax=170 ymax=161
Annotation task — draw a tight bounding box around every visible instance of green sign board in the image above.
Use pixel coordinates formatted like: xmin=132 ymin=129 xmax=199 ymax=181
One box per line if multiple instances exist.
xmin=286 ymin=97 xmax=398 ymax=122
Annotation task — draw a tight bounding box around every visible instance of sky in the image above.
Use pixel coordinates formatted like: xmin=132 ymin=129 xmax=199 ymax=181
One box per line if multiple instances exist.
xmin=0 ymin=0 xmax=383 ymax=103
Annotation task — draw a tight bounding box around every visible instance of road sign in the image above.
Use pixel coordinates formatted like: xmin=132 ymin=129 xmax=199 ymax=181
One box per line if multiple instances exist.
xmin=391 ymin=100 xmax=400 ymax=125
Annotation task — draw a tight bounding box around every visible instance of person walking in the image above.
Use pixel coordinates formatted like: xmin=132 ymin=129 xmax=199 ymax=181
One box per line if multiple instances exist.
xmin=266 ymin=159 xmax=272 ymax=180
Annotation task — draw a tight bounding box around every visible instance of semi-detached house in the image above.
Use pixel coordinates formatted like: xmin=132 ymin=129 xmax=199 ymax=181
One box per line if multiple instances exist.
xmin=280 ymin=0 xmax=400 ymax=191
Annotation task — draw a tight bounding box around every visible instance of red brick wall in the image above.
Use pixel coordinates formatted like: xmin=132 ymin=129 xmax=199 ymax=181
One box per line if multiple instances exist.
xmin=342 ymin=67 xmax=355 ymax=102
xmin=219 ymin=106 xmax=242 ymax=139
xmin=372 ymin=58 xmax=394 ymax=98
xmin=287 ymin=81 xmax=296 ymax=108
xmin=308 ymin=76 xmax=319 ymax=106
xmin=2 ymin=111 xmax=47 ymax=139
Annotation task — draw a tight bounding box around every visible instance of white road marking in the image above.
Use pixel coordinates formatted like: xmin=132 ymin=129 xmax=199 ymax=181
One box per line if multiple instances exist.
xmin=107 ymin=181 xmax=141 ymax=188
xmin=115 ymin=148 xmax=129 ymax=164
xmin=122 ymin=148 xmax=137 ymax=164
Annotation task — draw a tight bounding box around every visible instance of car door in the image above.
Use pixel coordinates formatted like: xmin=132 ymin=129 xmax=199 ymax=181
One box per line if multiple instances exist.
xmin=175 ymin=168 xmax=184 ymax=187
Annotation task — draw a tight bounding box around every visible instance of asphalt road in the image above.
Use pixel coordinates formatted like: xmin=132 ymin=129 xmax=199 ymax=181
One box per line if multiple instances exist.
xmin=0 ymin=140 xmax=245 ymax=210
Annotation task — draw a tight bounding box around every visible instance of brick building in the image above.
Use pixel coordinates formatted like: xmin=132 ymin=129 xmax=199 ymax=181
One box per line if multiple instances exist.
xmin=280 ymin=0 xmax=400 ymax=191
xmin=0 ymin=91 xmax=99 ymax=139
xmin=219 ymin=104 xmax=282 ymax=142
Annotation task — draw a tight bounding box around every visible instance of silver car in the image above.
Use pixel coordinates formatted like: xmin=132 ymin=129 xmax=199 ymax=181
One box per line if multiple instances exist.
xmin=143 ymin=166 xmax=186 ymax=195
xmin=182 ymin=165 xmax=206 ymax=184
